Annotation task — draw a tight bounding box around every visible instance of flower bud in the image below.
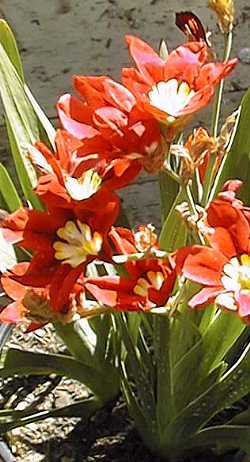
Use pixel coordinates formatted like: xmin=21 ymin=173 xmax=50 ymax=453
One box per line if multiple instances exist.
xmin=208 ymin=0 xmax=234 ymax=33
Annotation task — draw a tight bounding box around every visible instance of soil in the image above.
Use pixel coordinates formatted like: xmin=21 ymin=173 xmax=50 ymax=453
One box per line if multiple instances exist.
xmin=1 ymin=1 xmax=250 ymax=461
xmin=0 ymin=324 xmax=248 ymax=462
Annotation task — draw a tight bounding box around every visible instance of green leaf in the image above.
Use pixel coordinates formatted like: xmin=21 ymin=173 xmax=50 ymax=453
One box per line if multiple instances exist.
xmin=0 ymin=348 xmax=118 ymax=402
xmin=187 ymin=425 xmax=250 ymax=454
xmin=0 ymin=20 xmax=24 ymax=81
xmin=0 ymin=42 xmax=42 ymax=208
xmin=121 ymin=374 xmax=158 ymax=453
xmin=154 ymin=317 xmax=175 ymax=433
xmin=25 ymin=85 xmax=56 ymax=149
xmin=6 ymin=118 xmax=42 ymax=209
xmin=159 ymin=171 xmax=179 ymax=224
xmin=211 ymin=90 xmax=250 ymax=202
xmin=116 ymin=314 xmax=156 ymax=423
xmin=159 ymin=187 xmax=187 ymax=252
xmin=166 ymin=343 xmax=250 ymax=444
xmin=0 ymin=162 xmax=22 ymax=211
xmin=201 ymin=311 xmax=245 ymax=374
xmin=174 ymin=310 xmax=245 ymax=402
xmin=0 ymin=396 xmax=102 ymax=434
xmin=54 ymin=320 xmax=97 ymax=369
xmin=229 ymin=406 xmax=250 ymax=426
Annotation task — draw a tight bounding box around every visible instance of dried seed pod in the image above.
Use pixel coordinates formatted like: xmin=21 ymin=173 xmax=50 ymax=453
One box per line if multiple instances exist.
xmin=208 ymin=0 xmax=234 ymax=33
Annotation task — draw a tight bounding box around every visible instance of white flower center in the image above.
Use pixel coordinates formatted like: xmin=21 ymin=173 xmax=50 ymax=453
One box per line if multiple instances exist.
xmin=148 ymin=79 xmax=195 ymax=119
xmin=64 ymin=169 xmax=102 ymax=201
xmin=133 ymin=271 xmax=164 ymax=297
xmin=53 ymin=220 xmax=103 ymax=268
xmin=220 ymin=255 xmax=250 ymax=310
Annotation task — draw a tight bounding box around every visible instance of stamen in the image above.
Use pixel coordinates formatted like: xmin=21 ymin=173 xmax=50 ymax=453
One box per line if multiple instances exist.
xmin=133 ymin=277 xmax=150 ymax=297
xmin=53 ymin=220 xmax=102 ymax=268
xmin=147 ymin=271 xmax=164 ymax=290
xmin=133 ymin=271 xmax=165 ymax=297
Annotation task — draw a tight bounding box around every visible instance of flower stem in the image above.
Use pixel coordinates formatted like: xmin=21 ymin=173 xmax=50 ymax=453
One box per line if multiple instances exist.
xmin=211 ymin=26 xmax=233 ymax=138
xmin=185 ymin=183 xmax=206 ymax=245
xmin=201 ymin=25 xmax=233 ymax=206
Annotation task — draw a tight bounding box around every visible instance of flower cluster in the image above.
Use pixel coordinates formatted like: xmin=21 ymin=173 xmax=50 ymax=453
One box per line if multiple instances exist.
xmin=181 ymin=181 xmax=250 ymax=323
xmin=0 ymin=29 xmax=239 ymax=328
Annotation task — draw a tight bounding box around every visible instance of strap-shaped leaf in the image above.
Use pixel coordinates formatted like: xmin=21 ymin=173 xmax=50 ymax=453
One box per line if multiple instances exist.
xmin=0 ymin=20 xmax=24 ymax=81
xmin=0 ymin=42 xmax=42 ymax=208
xmin=5 ymin=118 xmax=42 ymax=209
xmin=200 ymin=311 xmax=245 ymax=373
xmin=174 ymin=310 xmax=245 ymax=407
xmin=186 ymin=425 xmax=250 ymax=454
xmin=165 ymin=343 xmax=250 ymax=444
xmin=211 ymin=89 xmax=250 ymax=203
xmin=154 ymin=316 xmax=176 ymax=432
xmin=0 ymin=348 xmax=119 ymax=402
xmin=25 ymin=85 xmax=56 ymax=149
xmin=159 ymin=187 xmax=187 ymax=252
xmin=159 ymin=171 xmax=179 ymax=224
xmin=116 ymin=313 xmax=156 ymax=423
xmin=0 ymin=20 xmax=55 ymax=150
xmin=0 ymin=396 xmax=102 ymax=434
xmin=0 ymin=162 xmax=22 ymax=211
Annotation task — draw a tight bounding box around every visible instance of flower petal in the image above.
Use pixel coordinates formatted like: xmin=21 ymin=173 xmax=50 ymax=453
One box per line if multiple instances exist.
xmin=189 ymin=286 xmax=224 ymax=308
xmin=0 ymin=301 xmax=26 ymax=323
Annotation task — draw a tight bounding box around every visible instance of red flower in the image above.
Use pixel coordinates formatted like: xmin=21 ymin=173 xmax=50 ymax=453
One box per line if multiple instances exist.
xmin=30 ymin=129 xmax=136 ymax=201
xmin=180 ymin=182 xmax=250 ymax=323
xmin=122 ymin=35 xmax=237 ymax=139
xmin=0 ymin=262 xmax=84 ymax=328
xmin=85 ymin=227 xmax=176 ymax=312
xmin=1 ymin=187 xmax=119 ymax=313
xmin=57 ymin=76 xmax=166 ymax=175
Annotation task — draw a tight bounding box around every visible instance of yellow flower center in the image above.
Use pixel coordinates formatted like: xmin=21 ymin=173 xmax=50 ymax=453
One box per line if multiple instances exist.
xmin=53 ymin=220 xmax=103 ymax=268
xmin=148 ymin=79 xmax=195 ymax=120
xmin=133 ymin=271 xmax=164 ymax=297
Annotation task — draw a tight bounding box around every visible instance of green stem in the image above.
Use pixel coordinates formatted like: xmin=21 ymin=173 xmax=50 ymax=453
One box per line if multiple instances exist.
xmin=211 ymin=26 xmax=233 ymax=138
xmin=185 ymin=183 xmax=198 ymax=219
xmin=201 ymin=25 xmax=233 ymax=206
xmin=184 ymin=183 xmax=205 ymax=245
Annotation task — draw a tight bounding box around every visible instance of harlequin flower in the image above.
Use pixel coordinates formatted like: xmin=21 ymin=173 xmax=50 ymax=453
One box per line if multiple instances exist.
xmin=85 ymin=227 xmax=176 ymax=312
xmin=57 ymin=76 xmax=166 ymax=175
xmin=1 ymin=187 xmax=119 ymax=312
xmin=180 ymin=181 xmax=250 ymax=322
xmin=122 ymin=36 xmax=237 ymax=139
xmin=0 ymin=262 xmax=85 ymax=328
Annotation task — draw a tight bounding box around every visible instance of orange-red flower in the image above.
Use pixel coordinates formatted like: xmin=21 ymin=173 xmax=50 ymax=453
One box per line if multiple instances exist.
xmin=122 ymin=35 xmax=237 ymax=139
xmin=29 ymin=130 xmax=143 ymax=194
xmin=1 ymin=187 xmax=119 ymax=313
xmin=85 ymin=227 xmax=176 ymax=312
xmin=57 ymin=76 xmax=166 ymax=175
xmin=180 ymin=181 xmax=250 ymax=322
xmin=0 ymin=262 xmax=84 ymax=328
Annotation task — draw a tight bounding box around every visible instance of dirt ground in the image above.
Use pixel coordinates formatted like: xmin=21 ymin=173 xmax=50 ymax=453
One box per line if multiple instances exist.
xmin=1 ymin=1 xmax=250 ymax=461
